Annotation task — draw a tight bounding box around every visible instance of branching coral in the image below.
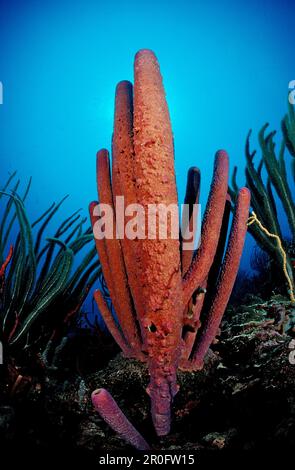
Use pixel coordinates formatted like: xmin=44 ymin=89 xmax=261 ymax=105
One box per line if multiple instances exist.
xmin=90 ymin=49 xmax=250 ymax=436
xmin=229 ymin=102 xmax=295 ymax=298
xmin=0 ymin=173 xmax=100 ymax=369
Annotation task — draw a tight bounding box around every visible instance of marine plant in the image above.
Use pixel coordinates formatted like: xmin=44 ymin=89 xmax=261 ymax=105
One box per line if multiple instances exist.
xmin=0 ymin=172 xmax=100 ymax=373
xmin=89 ymin=49 xmax=250 ymax=438
xmin=229 ymin=101 xmax=295 ymax=299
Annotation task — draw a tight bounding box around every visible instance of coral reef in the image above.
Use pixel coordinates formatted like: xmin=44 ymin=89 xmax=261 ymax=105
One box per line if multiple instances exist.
xmin=0 ymin=173 xmax=100 ymax=381
xmin=230 ymin=102 xmax=295 ymax=298
xmin=1 ymin=295 xmax=294 ymax=464
xmin=89 ymin=50 xmax=250 ymax=436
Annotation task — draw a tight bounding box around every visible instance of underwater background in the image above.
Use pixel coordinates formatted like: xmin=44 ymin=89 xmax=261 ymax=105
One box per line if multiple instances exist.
xmin=0 ymin=0 xmax=294 ymax=306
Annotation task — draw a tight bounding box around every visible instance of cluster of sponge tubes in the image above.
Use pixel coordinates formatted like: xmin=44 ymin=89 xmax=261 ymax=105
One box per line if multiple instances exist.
xmin=89 ymin=49 xmax=250 ymax=441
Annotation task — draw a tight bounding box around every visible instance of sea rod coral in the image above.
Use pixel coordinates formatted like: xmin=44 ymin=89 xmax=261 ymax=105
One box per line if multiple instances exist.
xmin=0 ymin=173 xmax=100 ymax=378
xmin=89 ymin=49 xmax=250 ymax=437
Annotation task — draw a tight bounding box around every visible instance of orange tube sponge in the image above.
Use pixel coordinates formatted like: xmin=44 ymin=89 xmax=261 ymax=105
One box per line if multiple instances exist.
xmin=132 ymin=50 xmax=183 ymax=435
xmin=190 ymin=187 xmax=251 ymax=369
xmin=91 ymin=150 xmax=142 ymax=354
xmin=90 ymin=49 xmax=250 ymax=438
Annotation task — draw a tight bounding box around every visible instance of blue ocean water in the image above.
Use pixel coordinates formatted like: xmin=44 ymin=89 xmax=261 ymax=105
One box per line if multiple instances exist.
xmin=0 ymin=0 xmax=294 ymax=310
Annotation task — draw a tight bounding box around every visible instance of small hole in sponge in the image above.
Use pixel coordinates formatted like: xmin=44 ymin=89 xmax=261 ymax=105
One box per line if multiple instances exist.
xmin=148 ymin=323 xmax=157 ymax=333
